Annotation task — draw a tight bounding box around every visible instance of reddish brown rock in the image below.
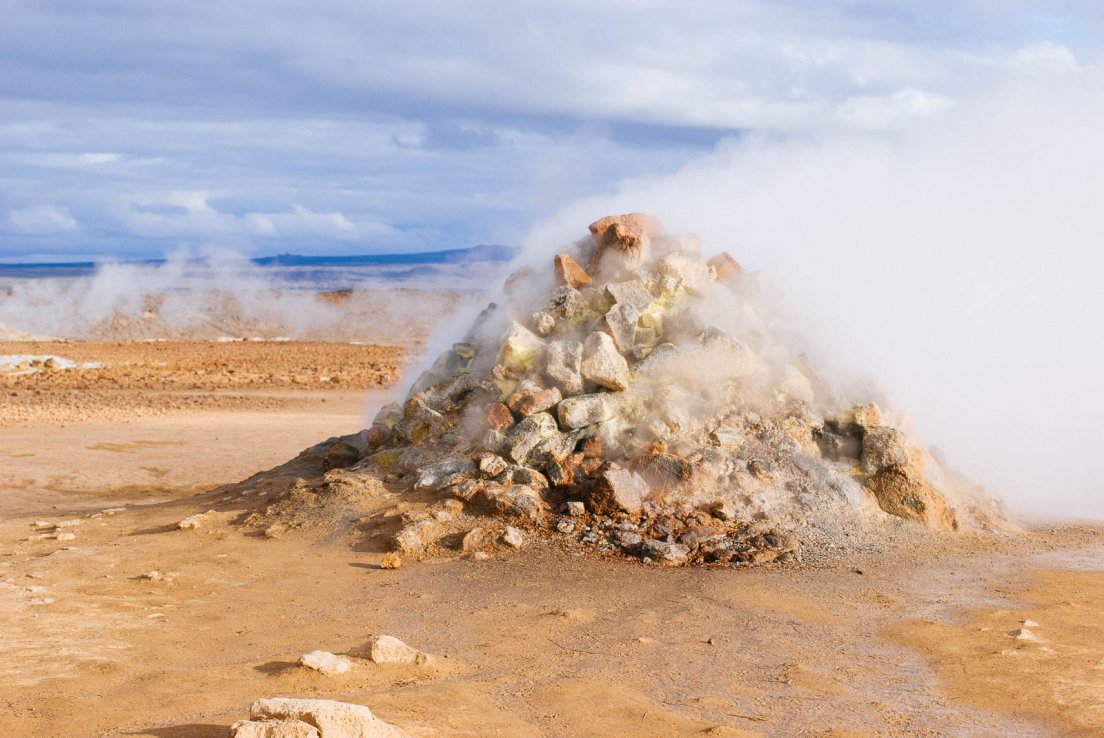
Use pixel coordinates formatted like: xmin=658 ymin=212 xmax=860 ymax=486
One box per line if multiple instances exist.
xmin=507 ymin=385 xmax=562 ymax=416
xmin=707 ymin=252 xmax=742 ymax=282
xmin=587 ymin=213 xmax=664 ymax=272
xmin=554 ymin=253 xmax=592 ymax=289
xmin=485 ymin=402 xmax=514 ymax=431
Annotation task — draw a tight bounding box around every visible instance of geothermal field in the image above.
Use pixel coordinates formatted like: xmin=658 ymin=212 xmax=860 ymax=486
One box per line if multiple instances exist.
xmin=2 ymin=216 xmax=1103 ymax=737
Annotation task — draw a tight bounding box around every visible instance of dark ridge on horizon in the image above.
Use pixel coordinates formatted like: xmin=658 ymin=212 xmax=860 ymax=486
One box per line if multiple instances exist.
xmin=0 ymin=243 xmax=519 ymax=279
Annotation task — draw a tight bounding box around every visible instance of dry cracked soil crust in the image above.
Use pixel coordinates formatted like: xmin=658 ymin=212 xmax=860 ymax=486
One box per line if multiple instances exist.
xmin=1 ymin=340 xmax=1102 ymax=737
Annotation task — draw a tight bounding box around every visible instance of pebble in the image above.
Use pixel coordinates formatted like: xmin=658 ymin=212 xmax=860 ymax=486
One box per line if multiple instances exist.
xmin=502 ymin=526 xmax=524 ymax=548
xmin=379 ymin=553 xmax=402 ymax=570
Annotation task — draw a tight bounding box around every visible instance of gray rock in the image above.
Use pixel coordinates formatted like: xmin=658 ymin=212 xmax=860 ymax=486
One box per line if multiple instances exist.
xmin=392 ymin=519 xmax=441 ymax=557
xmin=544 ymin=340 xmax=584 ymax=396
xmin=558 ymin=393 xmax=617 ymax=430
xmin=641 ymin=539 xmax=690 ymax=565
xmin=506 ymin=412 xmax=559 ymax=465
xmin=548 ymin=285 xmax=585 ymax=320
xmin=581 ymin=332 xmax=630 ymax=390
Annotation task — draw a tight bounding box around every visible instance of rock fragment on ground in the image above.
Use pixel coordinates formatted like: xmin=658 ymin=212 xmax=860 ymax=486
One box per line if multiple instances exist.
xmin=236 ymin=697 xmax=406 ymax=738
xmin=368 ymin=635 xmax=427 ymax=665
xmin=299 ymin=650 xmax=352 ymax=676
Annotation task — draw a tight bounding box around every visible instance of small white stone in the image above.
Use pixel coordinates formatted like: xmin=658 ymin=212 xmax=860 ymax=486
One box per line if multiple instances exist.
xmin=1021 ymin=619 xmax=1039 ymax=628
xmin=566 ymin=501 xmax=586 ymax=517
xmin=55 ymin=532 xmax=76 ymax=542
xmin=299 ymin=650 xmax=352 ymax=676
xmin=502 ymin=526 xmax=524 ymax=548
xmin=142 ymin=571 xmax=162 ymax=581
xmin=368 ymin=635 xmax=426 ymax=665
xmin=1012 ymin=628 xmax=1037 ymax=641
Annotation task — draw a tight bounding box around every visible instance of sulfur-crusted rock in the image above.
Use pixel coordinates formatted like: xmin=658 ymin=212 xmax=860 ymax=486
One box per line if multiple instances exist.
xmin=544 ymin=340 xmax=584 ymax=395
xmin=581 ymin=332 xmax=630 ymax=390
xmin=498 ymin=323 xmax=544 ymax=374
xmin=558 ymin=393 xmax=617 ymax=430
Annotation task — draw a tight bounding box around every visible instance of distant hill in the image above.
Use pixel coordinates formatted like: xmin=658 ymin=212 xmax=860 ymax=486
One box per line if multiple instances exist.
xmin=0 ymin=244 xmax=519 ymax=279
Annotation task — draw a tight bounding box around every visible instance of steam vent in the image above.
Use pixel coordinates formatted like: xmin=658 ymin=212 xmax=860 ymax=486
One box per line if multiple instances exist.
xmin=344 ymin=214 xmax=1005 ymax=565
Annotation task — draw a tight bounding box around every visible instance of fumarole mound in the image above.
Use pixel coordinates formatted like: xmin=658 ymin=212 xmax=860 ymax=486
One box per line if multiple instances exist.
xmin=318 ymin=215 xmax=1006 ymax=565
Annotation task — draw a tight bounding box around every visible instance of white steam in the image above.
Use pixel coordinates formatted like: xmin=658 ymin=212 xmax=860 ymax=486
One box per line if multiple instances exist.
xmin=0 ymin=249 xmax=485 ymax=346
xmin=526 ymin=65 xmax=1104 ymax=520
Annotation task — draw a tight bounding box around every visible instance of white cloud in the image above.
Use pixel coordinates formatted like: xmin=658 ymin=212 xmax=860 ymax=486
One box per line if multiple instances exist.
xmin=7 ymin=205 xmax=78 ymax=234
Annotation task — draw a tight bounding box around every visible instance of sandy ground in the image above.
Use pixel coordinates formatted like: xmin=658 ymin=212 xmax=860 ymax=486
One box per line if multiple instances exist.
xmin=1 ymin=341 xmax=1102 ymax=737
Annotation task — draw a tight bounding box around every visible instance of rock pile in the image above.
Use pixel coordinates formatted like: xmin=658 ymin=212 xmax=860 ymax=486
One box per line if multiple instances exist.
xmin=230 ymin=698 xmax=406 ymax=738
xmin=346 ymin=214 xmax=1002 ymax=565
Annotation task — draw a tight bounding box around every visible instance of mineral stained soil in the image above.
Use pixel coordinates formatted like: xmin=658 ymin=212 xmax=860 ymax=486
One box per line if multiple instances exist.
xmin=1 ymin=340 xmax=1101 ymax=738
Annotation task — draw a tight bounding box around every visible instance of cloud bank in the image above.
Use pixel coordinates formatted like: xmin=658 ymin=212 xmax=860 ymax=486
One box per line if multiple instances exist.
xmin=3 ymin=1 xmax=1102 ymax=258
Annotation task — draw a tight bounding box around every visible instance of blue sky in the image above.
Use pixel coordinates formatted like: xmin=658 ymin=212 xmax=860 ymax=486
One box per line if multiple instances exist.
xmin=2 ymin=0 xmax=1101 ymax=260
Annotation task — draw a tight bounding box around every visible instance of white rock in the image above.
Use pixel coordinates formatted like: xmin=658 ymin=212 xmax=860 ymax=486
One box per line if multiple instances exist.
xmin=142 ymin=571 xmax=162 ymax=581
xmin=368 ymin=635 xmax=427 ymax=665
xmin=544 ymin=340 xmax=584 ymax=396
xmin=1021 ymin=619 xmax=1039 ymax=628
xmin=54 ymin=532 xmax=76 ymax=541
xmin=566 ymin=501 xmax=586 ymax=517
xmin=299 ymin=650 xmax=352 ymax=676
xmin=580 ymin=332 xmax=630 ymax=390
xmin=502 ymin=526 xmax=524 ymax=548
xmin=249 ymin=697 xmax=406 ymax=737
xmin=1012 ymin=628 xmax=1037 ymax=641
xmin=177 ymin=510 xmax=216 ymax=530
xmin=557 ymin=393 xmax=617 ymax=430
xmin=231 ymin=719 xmax=320 ymax=738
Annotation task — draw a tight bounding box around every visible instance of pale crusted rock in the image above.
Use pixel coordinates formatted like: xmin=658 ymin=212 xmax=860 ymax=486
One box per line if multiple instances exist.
xmin=566 ymin=501 xmax=586 ymax=517
xmin=177 ymin=510 xmax=215 ymax=530
xmin=547 ymin=286 xmax=585 ymax=321
xmin=641 ymin=539 xmax=690 ymax=565
xmin=506 ymin=412 xmax=559 ymax=465
xmin=299 ymin=650 xmax=352 ymax=676
xmin=231 ymin=718 xmax=320 ymax=738
xmin=605 ymin=280 xmax=654 ymax=311
xmin=603 ymin=303 xmax=641 ymax=354
xmin=581 ymin=332 xmax=630 ymax=390
xmin=476 ymin=452 xmax=509 ymax=478
xmin=861 ymin=427 xmax=913 ymax=474
xmin=554 ymin=253 xmax=592 ymax=289
xmin=368 ymin=635 xmax=427 ymax=665
xmin=250 ymin=697 xmax=406 ymax=738
xmin=655 ymin=252 xmax=712 ymax=298
xmin=530 ymin=311 xmax=556 ymax=337
xmin=502 ymin=526 xmax=524 ymax=548
xmin=589 ymin=467 xmax=648 ymax=516
xmin=379 ymin=553 xmax=402 ymax=570
xmin=557 ymin=393 xmax=617 ymax=430
xmin=461 ymin=526 xmax=488 ymax=553
xmin=392 ymin=519 xmax=441 ymax=557
xmin=544 ymin=340 xmax=584 ymax=396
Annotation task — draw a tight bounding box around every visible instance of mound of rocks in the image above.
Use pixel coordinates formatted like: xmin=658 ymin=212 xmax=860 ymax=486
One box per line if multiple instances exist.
xmin=331 ymin=214 xmax=1003 ymax=565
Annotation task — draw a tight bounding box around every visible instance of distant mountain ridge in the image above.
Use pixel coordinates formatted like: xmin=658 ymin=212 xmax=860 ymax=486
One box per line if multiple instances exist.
xmin=0 ymin=243 xmax=519 ymax=279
